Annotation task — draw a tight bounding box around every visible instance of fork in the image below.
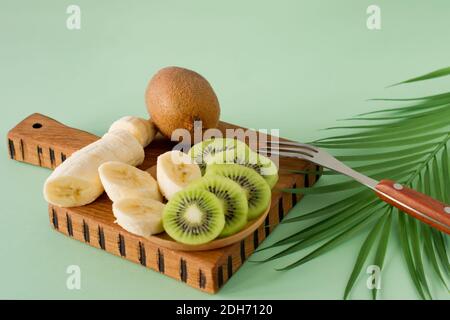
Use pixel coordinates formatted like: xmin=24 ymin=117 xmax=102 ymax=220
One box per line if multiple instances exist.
xmin=260 ymin=140 xmax=450 ymax=234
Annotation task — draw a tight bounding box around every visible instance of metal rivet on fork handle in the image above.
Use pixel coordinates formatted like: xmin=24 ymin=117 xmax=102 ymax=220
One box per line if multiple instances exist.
xmin=393 ymin=183 xmax=403 ymax=190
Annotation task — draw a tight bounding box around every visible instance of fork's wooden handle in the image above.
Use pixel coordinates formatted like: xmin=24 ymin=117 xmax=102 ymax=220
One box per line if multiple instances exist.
xmin=375 ymin=179 xmax=450 ymax=234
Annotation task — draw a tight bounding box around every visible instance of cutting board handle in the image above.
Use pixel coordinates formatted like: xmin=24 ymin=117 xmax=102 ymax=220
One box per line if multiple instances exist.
xmin=7 ymin=113 xmax=98 ymax=169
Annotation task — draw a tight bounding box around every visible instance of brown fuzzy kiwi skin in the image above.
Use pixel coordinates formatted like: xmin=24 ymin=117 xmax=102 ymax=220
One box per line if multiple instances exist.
xmin=145 ymin=66 xmax=221 ymax=140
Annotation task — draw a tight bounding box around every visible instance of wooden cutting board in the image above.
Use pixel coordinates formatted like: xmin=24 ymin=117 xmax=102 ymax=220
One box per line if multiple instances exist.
xmin=7 ymin=113 xmax=321 ymax=293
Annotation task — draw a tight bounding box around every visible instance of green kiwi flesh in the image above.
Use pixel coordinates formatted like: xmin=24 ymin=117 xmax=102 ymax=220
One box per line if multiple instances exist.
xmin=189 ymin=175 xmax=248 ymax=237
xmin=188 ymin=138 xmax=249 ymax=174
xmin=206 ymin=149 xmax=279 ymax=189
xmin=205 ymin=164 xmax=271 ymax=220
xmin=163 ymin=189 xmax=225 ymax=245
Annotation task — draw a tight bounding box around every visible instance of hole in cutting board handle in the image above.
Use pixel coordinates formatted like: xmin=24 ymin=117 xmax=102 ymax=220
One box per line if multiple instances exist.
xmin=32 ymin=123 xmax=42 ymax=129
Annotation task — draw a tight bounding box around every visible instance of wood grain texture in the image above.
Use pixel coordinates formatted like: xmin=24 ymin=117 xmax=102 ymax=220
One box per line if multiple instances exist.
xmin=8 ymin=113 xmax=321 ymax=293
xmin=7 ymin=114 xmax=98 ymax=168
xmin=376 ymin=179 xmax=450 ymax=234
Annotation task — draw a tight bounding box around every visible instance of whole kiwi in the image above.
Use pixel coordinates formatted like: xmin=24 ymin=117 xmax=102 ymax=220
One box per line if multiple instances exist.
xmin=145 ymin=66 xmax=220 ymax=140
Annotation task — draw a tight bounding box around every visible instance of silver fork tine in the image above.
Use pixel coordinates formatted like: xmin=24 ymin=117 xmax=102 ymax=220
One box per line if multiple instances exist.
xmin=260 ymin=150 xmax=313 ymax=162
xmin=266 ymin=140 xmax=319 ymax=153
xmin=259 ymin=146 xmax=316 ymax=157
xmin=261 ymin=144 xmax=378 ymax=189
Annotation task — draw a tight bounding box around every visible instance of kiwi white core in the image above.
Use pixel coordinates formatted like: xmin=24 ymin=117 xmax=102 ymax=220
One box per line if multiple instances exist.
xmin=184 ymin=205 xmax=203 ymax=224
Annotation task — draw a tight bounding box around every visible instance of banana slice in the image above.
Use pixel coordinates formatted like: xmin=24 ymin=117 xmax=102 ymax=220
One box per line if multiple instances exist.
xmin=101 ymin=130 xmax=145 ymax=166
xmin=156 ymin=150 xmax=201 ymax=200
xmin=99 ymin=161 xmax=162 ymax=203
xmin=44 ymin=130 xmax=144 ymax=208
xmin=109 ymin=116 xmax=156 ymax=147
xmin=113 ymin=198 xmax=165 ymax=236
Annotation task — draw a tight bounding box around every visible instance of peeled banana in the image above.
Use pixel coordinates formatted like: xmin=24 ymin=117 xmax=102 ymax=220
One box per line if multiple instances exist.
xmin=99 ymin=161 xmax=162 ymax=203
xmin=44 ymin=130 xmax=145 ymax=208
xmin=113 ymin=198 xmax=165 ymax=236
xmin=108 ymin=116 xmax=156 ymax=147
xmin=156 ymin=150 xmax=201 ymax=200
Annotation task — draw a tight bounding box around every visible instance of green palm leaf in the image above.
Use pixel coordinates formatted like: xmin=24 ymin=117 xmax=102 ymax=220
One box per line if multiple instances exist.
xmin=370 ymin=91 xmax=450 ymax=101
xmin=289 ymin=154 xmax=426 ymax=176
xmin=441 ymin=145 xmax=450 ymax=203
xmin=432 ymin=156 xmax=444 ymax=201
xmin=432 ymin=229 xmax=450 ymax=276
xmin=371 ymin=209 xmax=393 ymax=300
xmin=316 ymin=116 xmax=450 ymax=142
xmin=422 ymin=226 xmax=449 ymax=291
xmin=343 ymin=212 xmax=389 ymax=300
xmin=336 ymin=143 xmax=437 ymax=162
xmin=407 ymin=216 xmax=432 ymax=299
xmin=360 ymin=96 xmax=450 ymax=116
xmin=276 ymin=209 xmax=385 ymax=271
xmin=324 ymin=106 xmax=450 ymax=132
xmin=256 ymin=198 xmax=381 ymax=257
xmin=391 ymin=66 xmax=450 ymax=86
xmin=281 ymin=190 xmax=373 ymax=223
xmin=258 ymin=66 xmax=450 ymax=299
xmin=398 ymin=212 xmax=428 ymax=300
xmin=283 ymin=165 xmax=416 ymax=196
xmin=315 ymin=132 xmax=445 ymax=149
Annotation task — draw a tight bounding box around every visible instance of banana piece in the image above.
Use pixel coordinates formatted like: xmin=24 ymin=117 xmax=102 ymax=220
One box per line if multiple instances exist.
xmin=44 ymin=130 xmax=145 ymax=208
xmin=157 ymin=150 xmax=201 ymax=200
xmin=113 ymin=198 xmax=165 ymax=236
xmin=99 ymin=161 xmax=162 ymax=203
xmin=108 ymin=116 xmax=156 ymax=147
xmin=101 ymin=130 xmax=145 ymax=166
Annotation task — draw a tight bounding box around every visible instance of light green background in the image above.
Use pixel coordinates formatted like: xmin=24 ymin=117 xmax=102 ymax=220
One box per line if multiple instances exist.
xmin=0 ymin=0 xmax=449 ymax=299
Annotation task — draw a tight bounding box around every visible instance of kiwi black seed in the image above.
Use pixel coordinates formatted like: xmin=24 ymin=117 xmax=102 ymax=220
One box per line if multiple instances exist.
xmin=205 ymin=164 xmax=271 ymax=220
xmin=162 ymin=189 xmax=225 ymax=245
xmin=189 ymin=175 xmax=248 ymax=237
xmin=188 ymin=138 xmax=248 ymax=174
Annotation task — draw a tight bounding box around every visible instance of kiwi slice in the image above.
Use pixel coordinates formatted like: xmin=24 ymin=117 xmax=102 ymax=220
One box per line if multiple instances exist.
xmin=163 ymin=189 xmax=225 ymax=245
xmin=189 ymin=175 xmax=248 ymax=237
xmin=188 ymin=138 xmax=248 ymax=174
xmin=205 ymin=164 xmax=271 ymax=220
xmin=207 ymin=149 xmax=279 ymax=189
